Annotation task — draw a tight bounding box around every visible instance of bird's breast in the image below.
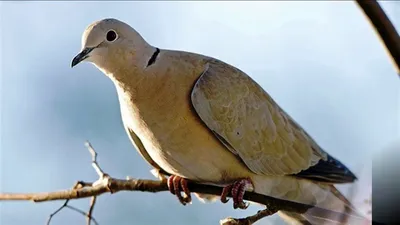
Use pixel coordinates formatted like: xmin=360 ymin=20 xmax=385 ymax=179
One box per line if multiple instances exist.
xmin=115 ymin=74 xmax=196 ymax=170
xmin=115 ymin=79 xmax=251 ymax=183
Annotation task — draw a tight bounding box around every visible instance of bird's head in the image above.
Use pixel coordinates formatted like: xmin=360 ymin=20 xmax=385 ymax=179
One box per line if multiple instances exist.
xmin=71 ymin=18 xmax=148 ymax=73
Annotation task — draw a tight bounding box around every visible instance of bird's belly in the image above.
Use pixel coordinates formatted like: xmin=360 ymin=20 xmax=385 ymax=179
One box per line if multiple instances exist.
xmin=144 ymin=123 xmax=250 ymax=184
xmin=123 ymin=105 xmax=251 ymax=185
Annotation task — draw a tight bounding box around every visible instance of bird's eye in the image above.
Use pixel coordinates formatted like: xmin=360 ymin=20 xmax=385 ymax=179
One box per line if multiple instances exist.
xmin=106 ymin=30 xmax=118 ymax=42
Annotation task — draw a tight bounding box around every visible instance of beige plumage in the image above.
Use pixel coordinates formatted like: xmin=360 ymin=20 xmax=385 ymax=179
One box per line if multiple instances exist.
xmin=71 ymin=18 xmax=363 ymax=224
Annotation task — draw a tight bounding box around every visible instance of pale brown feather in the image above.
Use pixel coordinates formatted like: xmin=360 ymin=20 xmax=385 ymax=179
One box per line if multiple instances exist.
xmin=191 ymin=60 xmax=327 ymax=176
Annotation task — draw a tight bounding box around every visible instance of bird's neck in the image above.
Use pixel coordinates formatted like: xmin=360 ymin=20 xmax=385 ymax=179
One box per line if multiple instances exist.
xmin=97 ymin=43 xmax=157 ymax=91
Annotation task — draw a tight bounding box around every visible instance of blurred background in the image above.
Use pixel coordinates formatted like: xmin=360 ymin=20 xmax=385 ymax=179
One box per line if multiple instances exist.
xmin=1 ymin=1 xmax=399 ymax=225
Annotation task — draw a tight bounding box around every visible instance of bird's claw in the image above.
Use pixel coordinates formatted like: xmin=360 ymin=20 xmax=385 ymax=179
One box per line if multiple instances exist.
xmin=167 ymin=175 xmax=192 ymax=205
xmin=220 ymin=184 xmax=231 ymax=203
xmin=220 ymin=178 xmax=253 ymax=210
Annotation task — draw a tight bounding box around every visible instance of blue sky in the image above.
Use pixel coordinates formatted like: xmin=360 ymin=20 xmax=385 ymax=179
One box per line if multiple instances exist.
xmin=1 ymin=1 xmax=399 ymax=225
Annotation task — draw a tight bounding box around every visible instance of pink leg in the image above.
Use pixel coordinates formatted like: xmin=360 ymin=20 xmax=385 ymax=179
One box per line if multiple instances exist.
xmin=221 ymin=184 xmax=233 ymax=203
xmin=180 ymin=178 xmax=191 ymax=203
xmin=167 ymin=176 xmax=175 ymax=195
xmin=220 ymin=178 xmax=254 ymax=209
xmin=167 ymin=175 xmax=192 ymax=205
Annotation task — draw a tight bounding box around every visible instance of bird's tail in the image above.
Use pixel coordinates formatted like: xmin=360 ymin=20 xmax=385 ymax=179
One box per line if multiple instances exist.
xmin=250 ymin=174 xmax=370 ymax=225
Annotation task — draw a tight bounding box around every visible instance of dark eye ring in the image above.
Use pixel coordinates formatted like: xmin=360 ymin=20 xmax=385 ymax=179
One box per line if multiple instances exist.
xmin=106 ymin=30 xmax=118 ymax=42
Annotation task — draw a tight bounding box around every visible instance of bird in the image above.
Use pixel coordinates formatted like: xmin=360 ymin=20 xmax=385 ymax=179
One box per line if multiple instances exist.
xmin=71 ymin=18 xmax=364 ymax=224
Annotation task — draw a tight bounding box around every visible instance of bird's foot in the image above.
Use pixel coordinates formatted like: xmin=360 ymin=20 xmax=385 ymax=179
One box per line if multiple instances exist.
xmin=167 ymin=175 xmax=192 ymax=205
xmin=220 ymin=178 xmax=254 ymax=209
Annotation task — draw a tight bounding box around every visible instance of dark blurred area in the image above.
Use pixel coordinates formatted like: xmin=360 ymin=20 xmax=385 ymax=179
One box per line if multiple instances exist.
xmin=373 ymin=140 xmax=400 ymax=225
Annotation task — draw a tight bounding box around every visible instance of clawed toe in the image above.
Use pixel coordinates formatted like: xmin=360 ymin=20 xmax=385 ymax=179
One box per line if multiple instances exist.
xmin=167 ymin=175 xmax=192 ymax=205
xmin=220 ymin=178 xmax=254 ymax=210
xmin=220 ymin=184 xmax=232 ymax=203
xmin=167 ymin=176 xmax=253 ymax=209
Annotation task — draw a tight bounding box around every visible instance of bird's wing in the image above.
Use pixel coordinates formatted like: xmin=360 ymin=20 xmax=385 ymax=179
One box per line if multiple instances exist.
xmin=125 ymin=126 xmax=169 ymax=177
xmin=190 ymin=60 xmax=355 ymax=182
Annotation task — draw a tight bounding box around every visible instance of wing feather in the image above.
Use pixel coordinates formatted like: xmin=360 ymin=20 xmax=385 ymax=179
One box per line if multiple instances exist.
xmin=190 ymin=60 xmax=327 ymax=176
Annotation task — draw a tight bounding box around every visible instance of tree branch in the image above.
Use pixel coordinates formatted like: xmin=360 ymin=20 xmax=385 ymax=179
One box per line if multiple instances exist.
xmin=0 ymin=142 xmax=370 ymax=225
xmin=355 ymin=0 xmax=400 ymax=75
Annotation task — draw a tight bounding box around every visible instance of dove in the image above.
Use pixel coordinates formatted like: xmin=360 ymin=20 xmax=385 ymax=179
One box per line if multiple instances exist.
xmin=71 ymin=18 xmax=364 ymax=224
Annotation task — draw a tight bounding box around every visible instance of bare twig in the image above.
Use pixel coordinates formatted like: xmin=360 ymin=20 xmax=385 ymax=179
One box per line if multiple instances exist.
xmin=87 ymin=197 xmax=97 ymax=225
xmin=46 ymin=181 xmax=99 ymax=225
xmin=46 ymin=200 xmax=69 ymax=225
xmin=220 ymin=207 xmax=278 ymax=225
xmin=85 ymin=141 xmax=107 ymax=179
xmin=45 ymin=143 xmax=101 ymax=225
xmin=65 ymin=204 xmax=99 ymax=225
xmin=46 ymin=203 xmax=99 ymax=225
xmin=0 ymin=141 xmax=370 ymax=225
xmin=355 ymin=0 xmax=400 ymax=75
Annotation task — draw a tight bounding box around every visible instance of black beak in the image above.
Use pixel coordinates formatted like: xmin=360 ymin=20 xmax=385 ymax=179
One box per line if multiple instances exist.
xmin=71 ymin=47 xmax=94 ymax=68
